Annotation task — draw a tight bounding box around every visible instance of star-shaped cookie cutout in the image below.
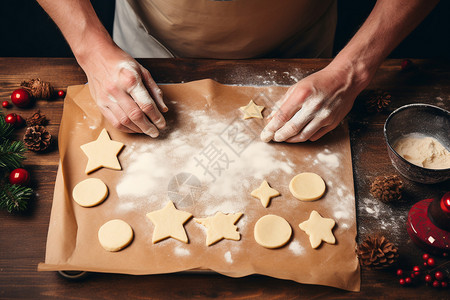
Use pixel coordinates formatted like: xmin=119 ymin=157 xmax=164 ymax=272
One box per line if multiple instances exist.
xmin=251 ymin=180 xmax=280 ymax=207
xmin=80 ymin=128 xmax=124 ymax=174
xmin=299 ymin=210 xmax=336 ymax=249
xmin=239 ymin=100 xmax=264 ymax=119
xmin=146 ymin=201 xmax=193 ymax=244
xmin=195 ymin=212 xmax=243 ymax=246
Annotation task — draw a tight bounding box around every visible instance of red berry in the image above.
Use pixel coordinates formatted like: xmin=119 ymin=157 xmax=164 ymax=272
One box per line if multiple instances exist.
xmin=396 ymin=269 xmax=403 ymax=276
xmin=442 ymin=281 xmax=448 ymax=288
xmin=427 ymin=258 xmax=435 ymax=267
xmin=9 ymin=168 xmax=30 ymax=185
xmin=405 ymin=277 xmax=412 ymax=284
xmin=2 ymin=100 xmax=10 ymax=108
xmin=422 ymin=253 xmax=430 ymax=260
xmin=432 ymin=280 xmax=440 ymax=288
xmin=399 ymin=278 xmax=406 ymax=285
xmin=15 ymin=114 xmax=25 ymax=128
xmin=424 ymin=262 xmax=428 ymax=267
xmin=435 ymin=271 xmax=444 ymax=281
xmin=410 ymin=273 xmax=415 ymax=279
xmin=425 ymin=274 xmax=433 ymax=283
xmin=57 ymin=90 xmax=65 ymax=97
xmin=412 ymin=266 xmax=420 ymax=276
xmin=11 ymin=88 xmax=31 ymax=108
xmin=5 ymin=113 xmax=17 ymax=125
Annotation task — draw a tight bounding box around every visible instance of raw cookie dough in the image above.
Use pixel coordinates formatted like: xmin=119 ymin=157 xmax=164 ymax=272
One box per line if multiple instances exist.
xmin=72 ymin=178 xmax=108 ymax=207
xmin=195 ymin=212 xmax=243 ymax=246
xmin=394 ymin=134 xmax=450 ymax=169
xmin=299 ymin=210 xmax=336 ymax=249
xmin=146 ymin=201 xmax=193 ymax=244
xmin=239 ymin=100 xmax=264 ymax=119
xmin=254 ymin=214 xmax=292 ymax=249
xmin=289 ymin=172 xmax=326 ymax=201
xmin=251 ymin=180 xmax=280 ymax=207
xmin=80 ymin=128 xmax=124 ymax=174
xmin=98 ymin=219 xmax=134 ymax=252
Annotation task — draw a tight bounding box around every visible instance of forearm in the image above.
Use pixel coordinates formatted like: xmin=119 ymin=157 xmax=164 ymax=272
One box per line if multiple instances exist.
xmin=36 ymin=0 xmax=115 ymax=65
xmin=330 ymin=0 xmax=440 ymax=88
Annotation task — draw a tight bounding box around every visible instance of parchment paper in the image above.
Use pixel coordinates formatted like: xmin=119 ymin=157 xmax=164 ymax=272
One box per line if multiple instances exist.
xmin=39 ymin=79 xmax=360 ymax=291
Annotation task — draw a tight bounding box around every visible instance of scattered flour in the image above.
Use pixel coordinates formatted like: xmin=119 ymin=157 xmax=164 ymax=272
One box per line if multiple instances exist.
xmin=288 ymin=240 xmax=305 ymax=256
xmin=174 ymin=245 xmax=191 ymax=257
xmin=224 ymin=251 xmax=233 ymax=263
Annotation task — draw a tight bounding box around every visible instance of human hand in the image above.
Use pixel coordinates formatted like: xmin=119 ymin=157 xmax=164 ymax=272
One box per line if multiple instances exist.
xmin=80 ymin=46 xmax=168 ymax=137
xmin=260 ymin=64 xmax=369 ymax=143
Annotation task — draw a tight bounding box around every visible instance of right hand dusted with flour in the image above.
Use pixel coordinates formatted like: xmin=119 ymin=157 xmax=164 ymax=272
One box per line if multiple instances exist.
xmin=80 ymin=46 xmax=168 ymax=137
xmin=261 ymin=63 xmax=371 ymax=143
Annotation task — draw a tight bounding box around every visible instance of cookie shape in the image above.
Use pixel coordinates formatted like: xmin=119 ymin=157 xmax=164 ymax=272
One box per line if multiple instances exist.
xmin=80 ymin=128 xmax=124 ymax=174
xmin=299 ymin=210 xmax=336 ymax=249
xmin=72 ymin=178 xmax=108 ymax=207
xmin=251 ymin=180 xmax=280 ymax=207
xmin=146 ymin=201 xmax=193 ymax=244
xmin=98 ymin=219 xmax=134 ymax=252
xmin=239 ymin=100 xmax=264 ymax=119
xmin=289 ymin=172 xmax=326 ymax=201
xmin=195 ymin=212 xmax=243 ymax=246
xmin=254 ymin=214 xmax=292 ymax=249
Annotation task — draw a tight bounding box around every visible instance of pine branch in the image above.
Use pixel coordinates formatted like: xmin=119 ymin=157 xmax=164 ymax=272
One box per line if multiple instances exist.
xmin=0 ymin=182 xmax=33 ymax=212
xmin=0 ymin=139 xmax=27 ymax=169
xmin=0 ymin=115 xmax=14 ymax=139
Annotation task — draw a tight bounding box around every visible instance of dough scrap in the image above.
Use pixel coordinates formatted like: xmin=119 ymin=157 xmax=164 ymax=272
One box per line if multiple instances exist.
xmin=146 ymin=201 xmax=193 ymax=244
xmin=289 ymin=172 xmax=326 ymax=201
xmin=254 ymin=214 xmax=292 ymax=249
xmin=80 ymin=128 xmax=124 ymax=174
xmin=239 ymin=100 xmax=264 ymax=119
xmin=251 ymin=180 xmax=280 ymax=208
xmin=299 ymin=210 xmax=336 ymax=249
xmin=98 ymin=219 xmax=134 ymax=252
xmin=195 ymin=212 xmax=243 ymax=246
xmin=72 ymin=178 xmax=108 ymax=207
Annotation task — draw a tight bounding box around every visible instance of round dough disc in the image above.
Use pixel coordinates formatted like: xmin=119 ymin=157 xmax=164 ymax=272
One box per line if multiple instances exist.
xmin=98 ymin=219 xmax=134 ymax=252
xmin=289 ymin=172 xmax=326 ymax=201
xmin=254 ymin=214 xmax=292 ymax=249
xmin=72 ymin=178 xmax=108 ymax=207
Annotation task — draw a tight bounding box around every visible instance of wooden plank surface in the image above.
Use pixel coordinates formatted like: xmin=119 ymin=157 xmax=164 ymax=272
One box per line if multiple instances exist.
xmin=0 ymin=58 xmax=449 ymax=299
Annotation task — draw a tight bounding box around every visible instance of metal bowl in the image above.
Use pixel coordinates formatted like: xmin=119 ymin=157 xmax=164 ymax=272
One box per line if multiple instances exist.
xmin=384 ymin=103 xmax=450 ymax=184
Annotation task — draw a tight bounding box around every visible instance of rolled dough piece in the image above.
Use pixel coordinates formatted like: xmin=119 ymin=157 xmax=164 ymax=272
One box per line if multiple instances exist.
xmin=299 ymin=210 xmax=336 ymax=249
xmin=195 ymin=212 xmax=243 ymax=246
xmin=72 ymin=178 xmax=108 ymax=207
xmin=98 ymin=219 xmax=134 ymax=252
xmin=239 ymin=100 xmax=264 ymax=119
xmin=254 ymin=214 xmax=292 ymax=249
xmin=80 ymin=128 xmax=124 ymax=174
xmin=289 ymin=172 xmax=326 ymax=201
xmin=251 ymin=180 xmax=280 ymax=208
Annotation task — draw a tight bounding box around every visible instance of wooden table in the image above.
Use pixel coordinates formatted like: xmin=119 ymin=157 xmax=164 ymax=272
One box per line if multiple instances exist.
xmin=0 ymin=58 xmax=448 ymax=299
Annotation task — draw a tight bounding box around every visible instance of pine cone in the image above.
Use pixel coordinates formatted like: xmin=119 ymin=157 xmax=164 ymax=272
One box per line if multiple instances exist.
xmin=358 ymin=235 xmax=399 ymax=269
xmin=370 ymin=175 xmax=403 ymax=203
xmin=26 ymin=110 xmax=48 ymax=127
xmin=23 ymin=126 xmax=52 ymax=152
xmin=366 ymin=90 xmax=392 ymax=113
xmin=20 ymin=78 xmax=54 ymax=100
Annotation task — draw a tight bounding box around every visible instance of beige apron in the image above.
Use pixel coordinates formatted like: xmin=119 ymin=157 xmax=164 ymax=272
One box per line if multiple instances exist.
xmin=113 ymin=0 xmax=336 ymax=59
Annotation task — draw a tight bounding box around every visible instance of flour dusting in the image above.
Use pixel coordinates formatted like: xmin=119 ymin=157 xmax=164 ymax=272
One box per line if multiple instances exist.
xmin=224 ymin=251 xmax=233 ymax=263
xmin=289 ymin=240 xmax=305 ymax=256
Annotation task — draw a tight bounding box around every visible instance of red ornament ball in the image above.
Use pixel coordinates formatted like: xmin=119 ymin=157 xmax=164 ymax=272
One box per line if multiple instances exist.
xmin=2 ymin=100 xmax=10 ymax=108
xmin=15 ymin=114 xmax=25 ymax=128
xmin=427 ymin=258 xmax=435 ymax=267
xmin=57 ymin=90 xmax=65 ymax=97
xmin=9 ymin=168 xmax=30 ymax=185
xmin=396 ymin=269 xmax=403 ymax=276
xmin=425 ymin=274 xmax=433 ymax=283
xmin=11 ymin=88 xmax=31 ymax=108
xmin=399 ymin=278 xmax=406 ymax=285
xmin=413 ymin=266 xmax=421 ymax=276
xmin=5 ymin=113 xmax=17 ymax=125
xmin=422 ymin=253 xmax=430 ymax=260
xmin=432 ymin=280 xmax=440 ymax=288
xmin=442 ymin=281 xmax=448 ymax=288
xmin=405 ymin=277 xmax=412 ymax=284
xmin=435 ymin=271 xmax=445 ymax=281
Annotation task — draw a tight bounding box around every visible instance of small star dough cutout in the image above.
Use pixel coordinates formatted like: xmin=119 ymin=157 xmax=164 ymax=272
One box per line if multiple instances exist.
xmin=80 ymin=129 xmax=124 ymax=174
xmin=251 ymin=180 xmax=280 ymax=207
xmin=195 ymin=212 xmax=243 ymax=246
xmin=239 ymin=100 xmax=264 ymax=119
xmin=146 ymin=201 xmax=193 ymax=244
xmin=299 ymin=210 xmax=336 ymax=249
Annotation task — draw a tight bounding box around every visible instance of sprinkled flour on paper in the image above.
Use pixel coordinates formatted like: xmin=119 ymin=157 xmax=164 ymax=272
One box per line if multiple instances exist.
xmin=289 ymin=240 xmax=305 ymax=256
xmin=224 ymin=251 xmax=233 ymax=263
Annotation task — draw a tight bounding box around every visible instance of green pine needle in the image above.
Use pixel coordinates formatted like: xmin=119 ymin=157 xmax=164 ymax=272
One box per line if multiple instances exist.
xmin=0 ymin=183 xmax=33 ymax=212
xmin=0 ymin=140 xmax=27 ymax=169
